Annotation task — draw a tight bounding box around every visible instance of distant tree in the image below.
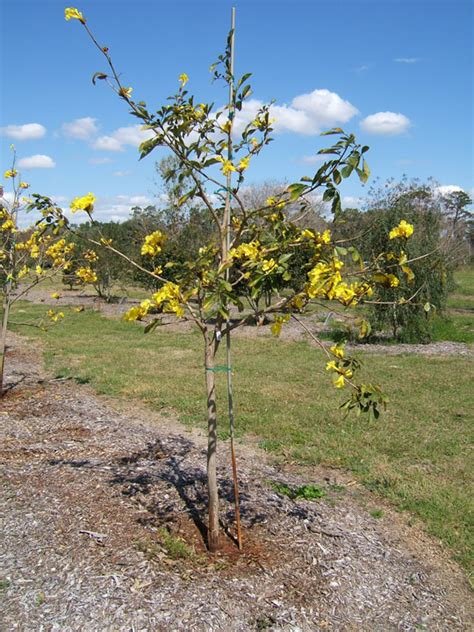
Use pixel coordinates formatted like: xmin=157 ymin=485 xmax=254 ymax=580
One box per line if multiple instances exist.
xmin=359 ymin=180 xmax=451 ymax=342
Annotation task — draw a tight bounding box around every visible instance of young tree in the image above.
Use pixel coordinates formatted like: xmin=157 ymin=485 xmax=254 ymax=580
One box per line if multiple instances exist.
xmin=57 ymin=6 xmax=424 ymax=550
xmin=0 ymin=149 xmax=75 ymax=394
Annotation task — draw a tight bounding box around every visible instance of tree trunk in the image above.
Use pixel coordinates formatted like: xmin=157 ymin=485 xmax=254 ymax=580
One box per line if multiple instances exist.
xmin=204 ymin=336 xmax=220 ymax=551
xmin=0 ymin=294 xmax=11 ymax=397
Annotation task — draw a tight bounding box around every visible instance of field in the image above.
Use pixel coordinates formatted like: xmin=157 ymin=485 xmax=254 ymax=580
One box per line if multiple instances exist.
xmin=9 ymin=266 xmax=474 ymax=579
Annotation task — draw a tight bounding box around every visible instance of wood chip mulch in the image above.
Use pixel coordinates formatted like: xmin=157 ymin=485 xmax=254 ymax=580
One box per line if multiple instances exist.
xmin=0 ymin=334 xmax=472 ymax=631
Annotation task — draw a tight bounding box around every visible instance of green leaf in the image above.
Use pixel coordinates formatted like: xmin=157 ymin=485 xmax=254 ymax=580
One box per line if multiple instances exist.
xmin=323 ymin=188 xmax=336 ymax=202
xmin=320 ymin=127 xmax=344 ymax=136
xmin=92 ymin=72 xmax=108 ymax=85
xmin=287 ymin=182 xmax=309 ymax=201
xmin=341 ymin=164 xmax=354 ymax=178
xmin=139 ymin=137 xmax=160 ymax=160
xmin=333 ymin=169 xmax=342 ymax=185
xmin=144 ymin=318 xmax=162 ymax=334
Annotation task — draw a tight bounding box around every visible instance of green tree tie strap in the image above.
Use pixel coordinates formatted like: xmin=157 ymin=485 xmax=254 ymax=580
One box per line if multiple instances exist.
xmin=205 ymin=365 xmax=232 ymax=372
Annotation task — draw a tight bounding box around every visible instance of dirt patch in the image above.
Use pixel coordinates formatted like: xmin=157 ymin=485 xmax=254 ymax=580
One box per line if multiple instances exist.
xmin=1 ymin=333 xmax=472 ymax=631
xmin=18 ymin=285 xmax=473 ymax=357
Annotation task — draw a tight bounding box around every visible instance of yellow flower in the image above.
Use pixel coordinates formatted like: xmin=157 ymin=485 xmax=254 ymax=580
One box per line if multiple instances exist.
xmin=220 ymin=159 xmax=236 ymax=176
xmin=179 ymin=73 xmax=189 ymax=86
xmin=229 ymin=240 xmax=260 ymax=261
xmin=84 ymin=250 xmax=99 ymax=262
xmin=19 ymin=182 xmax=29 ymax=189
xmin=4 ymin=169 xmax=17 ymax=179
xmin=387 ymin=274 xmax=400 ymax=288
xmin=51 ymin=292 xmax=60 ymax=299
xmin=70 ymin=192 xmax=96 ymax=213
xmin=76 ymin=267 xmax=97 ymax=284
xmin=261 ymin=258 xmax=277 ymax=274
xmin=330 ymin=344 xmax=345 ymax=359
xmin=119 ymin=86 xmax=133 ymax=99
xmin=64 ymin=7 xmax=85 ymax=22
xmin=141 ymin=230 xmax=165 ymax=256
xmin=270 ymin=314 xmax=290 ymax=336
xmin=333 ymin=374 xmax=345 ymax=389
xmin=301 ymin=229 xmax=315 ymax=239
xmin=35 ymin=265 xmax=43 ymax=275
xmin=18 ymin=265 xmax=28 ymax=279
xmin=100 ymin=237 xmax=113 ymax=246
xmin=237 ymin=156 xmax=250 ymax=171
xmin=1 ymin=219 xmax=15 ymax=232
xmin=326 ymin=360 xmax=338 ymax=372
xmin=47 ymin=309 xmax=65 ymax=322
xmin=389 ymin=220 xmax=414 ymax=239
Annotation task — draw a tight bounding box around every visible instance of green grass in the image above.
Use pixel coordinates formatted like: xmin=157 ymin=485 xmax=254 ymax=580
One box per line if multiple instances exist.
xmin=8 ymin=301 xmax=474 ymax=578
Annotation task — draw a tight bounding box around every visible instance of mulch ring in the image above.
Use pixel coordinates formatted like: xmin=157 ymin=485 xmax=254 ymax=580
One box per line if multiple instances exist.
xmin=0 ymin=335 xmax=472 ymax=631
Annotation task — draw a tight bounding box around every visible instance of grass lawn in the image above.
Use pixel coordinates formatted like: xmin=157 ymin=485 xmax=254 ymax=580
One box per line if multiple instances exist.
xmin=9 ymin=300 xmax=474 ymax=579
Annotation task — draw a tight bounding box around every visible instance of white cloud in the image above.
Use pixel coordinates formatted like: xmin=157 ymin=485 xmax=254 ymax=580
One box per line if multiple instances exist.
xmin=92 ymin=136 xmax=124 ymax=152
xmin=0 ymin=123 xmax=46 ymax=140
xmin=435 ymin=185 xmax=464 ymax=197
xmin=88 ymin=156 xmax=113 ymax=165
xmin=394 ymin=57 xmax=420 ymax=64
xmin=360 ymin=112 xmax=411 ymax=135
xmin=113 ymin=170 xmax=131 ymax=177
xmin=342 ymin=195 xmax=363 ymax=208
xmin=92 ymin=125 xmax=155 ymax=152
xmin=301 ymin=155 xmax=326 ymax=165
xmin=62 ymin=117 xmax=98 ymax=140
xmin=233 ymin=89 xmax=358 ymax=137
xmin=17 ymin=154 xmax=56 ymax=169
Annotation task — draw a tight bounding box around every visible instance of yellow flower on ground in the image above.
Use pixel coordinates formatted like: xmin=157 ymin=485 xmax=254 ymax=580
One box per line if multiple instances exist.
xmin=179 ymin=73 xmax=189 ymax=86
xmin=64 ymin=7 xmax=85 ymax=22
xmin=389 ymin=220 xmax=414 ymax=239
xmin=70 ymin=192 xmax=95 ymax=213
xmin=51 ymin=292 xmax=60 ymax=299
xmin=4 ymin=169 xmax=17 ymax=179
xmin=47 ymin=309 xmax=65 ymax=322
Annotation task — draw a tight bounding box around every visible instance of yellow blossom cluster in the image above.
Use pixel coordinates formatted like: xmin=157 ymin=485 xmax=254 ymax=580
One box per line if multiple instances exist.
xmin=325 ymin=345 xmax=353 ymax=388
xmin=70 ymin=192 xmax=95 ymax=213
xmin=389 ymin=220 xmax=414 ymax=240
xmin=4 ymin=169 xmax=17 ymax=179
xmin=45 ymin=239 xmax=75 ymax=267
xmin=216 ymin=157 xmax=236 ymax=176
xmin=270 ymin=314 xmax=290 ymax=336
xmin=261 ymin=258 xmax=277 ymax=274
xmin=47 ymin=309 xmax=65 ymax=322
xmin=84 ymin=249 xmax=99 ymax=262
xmin=75 ymin=266 xmax=97 ymax=284
xmin=229 ymin=240 xmax=260 ymax=261
xmin=15 ymin=232 xmax=40 ymax=259
xmin=141 ymin=230 xmax=165 ymax=256
xmin=124 ymin=282 xmax=185 ymax=321
xmin=64 ymin=7 xmax=85 ymax=22
xmin=306 ymin=258 xmax=373 ymax=306
xmin=300 ymin=228 xmax=331 ymax=245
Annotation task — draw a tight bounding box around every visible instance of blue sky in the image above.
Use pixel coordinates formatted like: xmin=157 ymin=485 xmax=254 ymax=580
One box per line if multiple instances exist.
xmin=1 ymin=0 xmax=472 ymax=222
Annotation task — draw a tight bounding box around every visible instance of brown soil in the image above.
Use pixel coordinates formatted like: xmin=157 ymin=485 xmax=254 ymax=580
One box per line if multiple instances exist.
xmin=1 ymin=332 xmax=473 ymax=631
